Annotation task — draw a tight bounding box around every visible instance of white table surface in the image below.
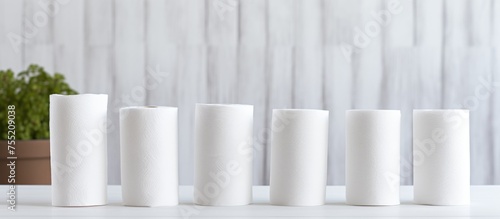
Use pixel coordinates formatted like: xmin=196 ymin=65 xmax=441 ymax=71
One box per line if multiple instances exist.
xmin=1 ymin=185 xmax=499 ymax=218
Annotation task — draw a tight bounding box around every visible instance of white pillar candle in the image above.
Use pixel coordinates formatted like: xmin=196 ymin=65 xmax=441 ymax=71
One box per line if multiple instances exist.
xmin=413 ymin=109 xmax=470 ymax=205
xmin=346 ymin=110 xmax=400 ymax=206
xmin=120 ymin=106 xmax=178 ymax=207
xmin=194 ymin=104 xmax=253 ymax=206
xmin=50 ymin=94 xmax=108 ymax=206
xmin=270 ymin=109 xmax=329 ymax=206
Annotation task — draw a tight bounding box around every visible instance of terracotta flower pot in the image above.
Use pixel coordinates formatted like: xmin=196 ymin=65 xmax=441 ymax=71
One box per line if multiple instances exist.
xmin=0 ymin=140 xmax=51 ymax=185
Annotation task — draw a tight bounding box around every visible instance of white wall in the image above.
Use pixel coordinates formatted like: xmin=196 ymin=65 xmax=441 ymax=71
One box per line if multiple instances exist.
xmin=0 ymin=0 xmax=499 ymax=185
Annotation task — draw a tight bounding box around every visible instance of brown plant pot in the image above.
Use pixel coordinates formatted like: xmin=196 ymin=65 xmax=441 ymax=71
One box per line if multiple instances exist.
xmin=0 ymin=140 xmax=51 ymax=185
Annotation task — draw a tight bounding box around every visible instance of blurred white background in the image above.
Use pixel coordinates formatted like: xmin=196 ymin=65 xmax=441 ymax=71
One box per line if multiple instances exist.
xmin=0 ymin=0 xmax=499 ymax=185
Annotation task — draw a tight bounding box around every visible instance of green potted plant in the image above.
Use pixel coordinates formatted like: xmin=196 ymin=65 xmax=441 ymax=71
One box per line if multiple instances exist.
xmin=0 ymin=65 xmax=77 ymax=184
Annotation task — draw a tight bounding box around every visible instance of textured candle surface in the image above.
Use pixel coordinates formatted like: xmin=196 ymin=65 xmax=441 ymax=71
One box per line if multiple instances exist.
xmin=413 ymin=110 xmax=470 ymax=205
xmin=120 ymin=106 xmax=178 ymax=207
xmin=270 ymin=109 xmax=329 ymax=206
xmin=194 ymin=104 xmax=253 ymax=206
xmin=346 ymin=110 xmax=401 ymax=206
xmin=50 ymin=94 xmax=108 ymax=206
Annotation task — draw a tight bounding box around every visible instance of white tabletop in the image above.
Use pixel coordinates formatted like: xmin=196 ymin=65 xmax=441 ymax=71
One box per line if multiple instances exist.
xmin=1 ymin=185 xmax=499 ymax=218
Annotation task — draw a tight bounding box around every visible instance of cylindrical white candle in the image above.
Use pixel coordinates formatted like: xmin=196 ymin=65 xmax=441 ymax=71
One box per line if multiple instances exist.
xmin=194 ymin=104 xmax=253 ymax=206
xmin=50 ymin=94 xmax=108 ymax=206
xmin=270 ymin=109 xmax=329 ymax=206
xmin=346 ymin=110 xmax=400 ymax=206
xmin=120 ymin=106 xmax=178 ymax=207
xmin=413 ymin=109 xmax=470 ymax=205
